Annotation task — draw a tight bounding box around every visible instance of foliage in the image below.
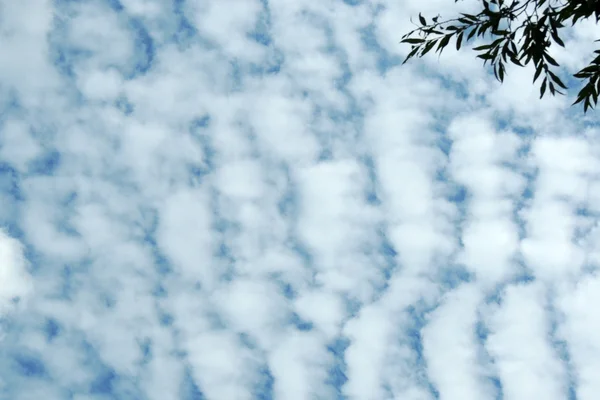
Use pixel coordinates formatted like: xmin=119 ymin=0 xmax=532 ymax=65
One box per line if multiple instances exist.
xmin=400 ymin=0 xmax=600 ymax=112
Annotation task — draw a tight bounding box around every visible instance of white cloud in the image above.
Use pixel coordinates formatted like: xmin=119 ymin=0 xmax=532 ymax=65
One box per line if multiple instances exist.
xmin=558 ymin=272 xmax=600 ymax=400
xmin=2 ymin=0 xmax=600 ymax=398
xmin=0 ymin=229 xmax=32 ymax=315
xmin=270 ymin=329 xmax=335 ymax=400
xmin=422 ymin=284 xmax=495 ymax=400
xmin=485 ymin=282 xmax=568 ymax=400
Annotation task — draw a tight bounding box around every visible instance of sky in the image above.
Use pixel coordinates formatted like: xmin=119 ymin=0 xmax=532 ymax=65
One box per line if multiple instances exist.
xmin=1 ymin=0 xmax=600 ymax=399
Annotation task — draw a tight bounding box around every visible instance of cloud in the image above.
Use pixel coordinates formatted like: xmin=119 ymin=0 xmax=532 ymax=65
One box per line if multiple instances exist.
xmin=1 ymin=0 xmax=600 ymax=399
xmin=0 ymin=229 xmax=32 ymax=315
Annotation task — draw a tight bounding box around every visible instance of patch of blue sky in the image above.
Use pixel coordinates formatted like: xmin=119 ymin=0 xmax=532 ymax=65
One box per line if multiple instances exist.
xmin=44 ymin=318 xmax=61 ymax=342
xmin=27 ymin=150 xmax=61 ymax=176
xmin=359 ymin=23 xmax=403 ymax=75
xmin=474 ymin=320 xmax=503 ymax=400
xmin=254 ymin=365 xmax=275 ymax=400
xmin=404 ymin=305 xmax=441 ymax=398
xmin=289 ymin=312 xmax=314 ymax=332
xmin=128 ymin=18 xmax=156 ymax=77
xmin=172 ymin=0 xmax=199 ymax=47
xmin=276 ymin=165 xmax=299 ymax=219
xmin=0 ymin=162 xmax=22 ymax=200
xmin=437 ymin=265 xmax=474 ymax=293
xmin=546 ymin=294 xmax=577 ymax=400
xmin=248 ymin=0 xmax=272 ymax=47
xmin=10 ymin=348 xmax=48 ymax=379
xmin=0 ymin=162 xmax=24 ymax=248
xmin=180 ymin=367 xmax=206 ymax=400
xmin=48 ymin=35 xmax=85 ymax=79
xmin=104 ymin=0 xmax=125 ymax=12
xmin=343 ymin=295 xmax=363 ymax=320
xmin=55 ymin=262 xmax=86 ymax=301
xmin=326 ymin=336 xmax=350 ymax=400
xmin=342 ymin=0 xmax=363 ymax=5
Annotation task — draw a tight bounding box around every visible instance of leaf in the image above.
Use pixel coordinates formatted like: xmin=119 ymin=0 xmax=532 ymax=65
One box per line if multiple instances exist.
xmin=550 ymin=29 xmax=565 ymax=47
xmin=509 ymin=55 xmax=523 ymax=66
xmin=424 ymin=29 xmax=444 ymax=35
xmin=433 ymin=16 xmax=439 ymax=23
xmin=572 ymin=90 xmax=588 ymax=106
xmin=456 ymin=31 xmax=464 ymax=50
xmin=436 ymin=34 xmax=451 ymax=53
xmin=402 ymin=46 xmax=420 ymax=64
xmin=419 ymin=13 xmax=427 ymax=26
xmin=468 ymin=27 xmax=478 ymax=40
xmin=461 ymin=13 xmax=479 ymax=21
xmin=578 ymin=65 xmax=598 ymax=75
xmin=477 ymin=23 xmax=490 ymax=37
xmin=548 ymin=70 xmax=567 ymax=89
xmin=544 ymin=52 xmax=559 ymax=67
xmin=540 ymin=77 xmax=547 ymax=98
xmin=421 ymin=40 xmax=437 ymax=56
xmin=549 ymin=81 xmax=556 ymax=95
xmin=401 ymin=38 xmax=426 ymax=44
xmin=473 ymin=44 xmax=492 ymax=51
xmin=477 ymin=53 xmax=494 ymax=60
xmin=498 ymin=62 xmax=505 ymax=82
xmin=533 ymin=65 xmax=543 ymax=83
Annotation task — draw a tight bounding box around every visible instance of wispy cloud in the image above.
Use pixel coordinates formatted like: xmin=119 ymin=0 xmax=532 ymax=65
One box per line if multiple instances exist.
xmin=1 ymin=0 xmax=599 ymax=399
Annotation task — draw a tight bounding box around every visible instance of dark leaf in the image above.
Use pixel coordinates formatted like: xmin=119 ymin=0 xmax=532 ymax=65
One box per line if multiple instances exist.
xmin=419 ymin=13 xmax=427 ymax=26
xmin=461 ymin=13 xmax=479 ymax=21
xmin=579 ymin=66 xmax=599 ymax=74
xmin=402 ymin=46 xmax=420 ymax=64
xmin=436 ymin=34 xmax=452 ymax=53
xmin=401 ymin=38 xmax=426 ymax=44
xmin=468 ymin=28 xmax=478 ymax=40
xmin=544 ymin=52 xmax=560 ymax=67
xmin=499 ymin=62 xmax=505 ymax=82
xmin=533 ymin=66 xmax=543 ymax=83
xmin=548 ymin=70 xmax=567 ymax=89
xmin=540 ymin=77 xmax=547 ymax=98
xmin=473 ymin=44 xmax=493 ymax=51
xmin=421 ymin=40 xmax=437 ymax=56
xmin=478 ymin=23 xmax=491 ymax=37
xmin=572 ymin=90 xmax=588 ymax=106
xmin=550 ymin=29 xmax=565 ymax=47
xmin=509 ymin=55 xmax=524 ymax=66
xmin=456 ymin=31 xmax=464 ymax=50
xmin=424 ymin=29 xmax=445 ymax=35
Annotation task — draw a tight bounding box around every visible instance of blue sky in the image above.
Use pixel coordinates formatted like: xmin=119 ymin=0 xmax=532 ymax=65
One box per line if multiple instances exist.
xmin=1 ymin=0 xmax=600 ymax=399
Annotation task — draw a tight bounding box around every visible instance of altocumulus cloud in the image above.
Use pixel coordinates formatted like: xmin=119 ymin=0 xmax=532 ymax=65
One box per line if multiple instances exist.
xmin=1 ymin=0 xmax=600 ymax=399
